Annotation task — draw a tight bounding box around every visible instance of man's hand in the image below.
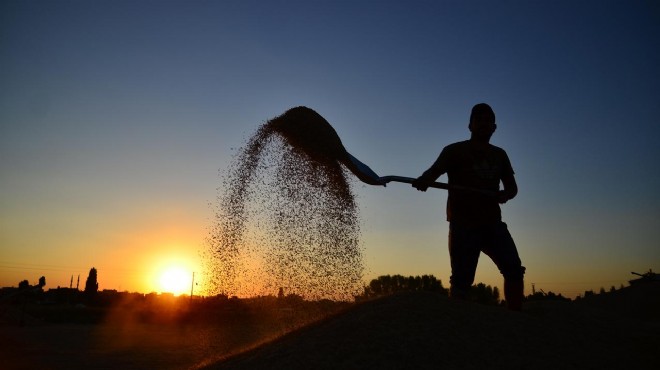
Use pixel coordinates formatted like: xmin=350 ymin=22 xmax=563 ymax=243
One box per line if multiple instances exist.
xmin=411 ymin=177 xmax=430 ymax=192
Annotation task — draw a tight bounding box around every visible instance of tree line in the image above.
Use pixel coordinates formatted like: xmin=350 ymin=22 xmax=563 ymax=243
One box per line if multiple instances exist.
xmin=358 ymin=274 xmax=502 ymax=306
xmin=11 ymin=269 xmax=625 ymax=305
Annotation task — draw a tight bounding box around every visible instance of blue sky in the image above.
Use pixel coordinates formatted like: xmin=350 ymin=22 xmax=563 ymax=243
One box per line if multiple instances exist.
xmin=1 ymin=0 xmax=659 ymax=297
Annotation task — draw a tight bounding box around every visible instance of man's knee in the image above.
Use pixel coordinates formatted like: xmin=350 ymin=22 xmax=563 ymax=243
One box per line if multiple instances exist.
xmin=503 ymin=265 xmax=526 ymax=282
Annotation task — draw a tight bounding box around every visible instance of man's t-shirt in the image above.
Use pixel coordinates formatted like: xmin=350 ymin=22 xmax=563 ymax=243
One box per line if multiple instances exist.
xmin=421 ymin=140 xmax=514 ymax=226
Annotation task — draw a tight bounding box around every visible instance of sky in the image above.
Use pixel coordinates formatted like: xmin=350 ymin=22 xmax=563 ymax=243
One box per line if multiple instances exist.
xmin=2 ymin=0 xmax=659 ymax=298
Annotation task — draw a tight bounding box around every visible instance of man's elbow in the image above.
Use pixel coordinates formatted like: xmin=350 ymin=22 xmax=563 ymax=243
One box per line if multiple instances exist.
xmin=509 ymin=188 xmax=518 ymax=200
xmin=502 ymin=178 xmax=518 ymax=200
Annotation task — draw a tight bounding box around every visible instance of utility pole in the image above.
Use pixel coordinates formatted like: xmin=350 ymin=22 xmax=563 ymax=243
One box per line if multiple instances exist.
xmin=190 ymin=272 xmax=195 ymax=304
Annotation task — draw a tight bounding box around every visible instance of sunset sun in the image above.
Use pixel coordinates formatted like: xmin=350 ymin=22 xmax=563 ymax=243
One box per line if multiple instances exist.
xmin=158 ymin=267 xmax=191 ymax=296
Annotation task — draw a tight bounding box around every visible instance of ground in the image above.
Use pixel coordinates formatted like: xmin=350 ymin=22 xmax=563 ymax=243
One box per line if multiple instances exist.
xmin=1 ymin=283 xmax=658 ymax=370
xmin=207 ymin=286 xmax=659 ymax=370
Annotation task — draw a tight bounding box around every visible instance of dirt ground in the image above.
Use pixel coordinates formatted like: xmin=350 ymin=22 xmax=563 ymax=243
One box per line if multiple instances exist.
xmin=2 ymin=283 xmax=658 ymax=370
xmin=207 ymin=284 xmax=660 ymax=370
xmin=0 ymin=304 xmax=308 ymax=370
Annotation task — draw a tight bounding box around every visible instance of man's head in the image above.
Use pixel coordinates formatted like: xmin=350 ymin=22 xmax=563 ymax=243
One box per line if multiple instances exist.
xmin=469 ymin=103 xmax=496 ymax=141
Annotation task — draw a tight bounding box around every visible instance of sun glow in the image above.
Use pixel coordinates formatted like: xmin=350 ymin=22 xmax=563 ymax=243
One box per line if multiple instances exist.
xmin=144 ymin=245 xmax=205 ymax=296
xmin=158 ymin=266 xmax=191 ymax=296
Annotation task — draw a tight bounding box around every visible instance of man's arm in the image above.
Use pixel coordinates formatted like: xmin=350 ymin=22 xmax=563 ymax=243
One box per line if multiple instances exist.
xmin=412 ymin=153 xmax=446 ymax=192
xmin=499 ymin=173 xmax=518 ymax=204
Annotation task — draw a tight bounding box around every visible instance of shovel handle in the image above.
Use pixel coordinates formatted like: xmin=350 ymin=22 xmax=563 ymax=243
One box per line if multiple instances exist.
xmin=378 ymin=176 xmax=497 ymax=197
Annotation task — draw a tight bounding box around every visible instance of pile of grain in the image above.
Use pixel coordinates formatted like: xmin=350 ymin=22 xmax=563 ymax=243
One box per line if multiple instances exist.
xmin=205 ymin=107 xmax=364 ymax=300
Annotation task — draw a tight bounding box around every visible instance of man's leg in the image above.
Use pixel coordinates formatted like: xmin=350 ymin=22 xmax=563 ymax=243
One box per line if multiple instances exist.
xmin=448 ymin=223 xmax=481 ymax=300
xmin=483 ymin=222 xmax=525 ymax=310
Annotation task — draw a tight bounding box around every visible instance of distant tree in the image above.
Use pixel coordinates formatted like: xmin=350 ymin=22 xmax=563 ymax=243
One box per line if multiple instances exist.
xmin=470 ymin=283 xmax=500 ymax=305
xmin=360 ymin=274 xmax=448 ymax=300
xmin=599 ymin=287 xmax=606 ymax=295
xmin=84 ymin=267 xmax=99 ymax=296
xmin=363 ymin=278 xmax=498 ymax=304
xmin=526 ymin=290 xmax=570 ymax=302
xmin=609 ymin=286 xmax=616 ymax=293
xmin=38 ymin=276 xmax=46 ymax=288
xmin=18 ymin=280 xmax=30 ymax=290
xmin=420 ymin=274 xmax=444 ymax=292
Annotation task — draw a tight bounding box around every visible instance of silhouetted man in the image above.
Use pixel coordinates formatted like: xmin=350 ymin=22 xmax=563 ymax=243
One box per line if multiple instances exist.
xmin=412 ymin=103 xmax=525 ymax=311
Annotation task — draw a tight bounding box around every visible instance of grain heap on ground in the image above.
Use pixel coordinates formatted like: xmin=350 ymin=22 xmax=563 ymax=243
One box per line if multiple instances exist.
xmin=205 ymin=107 xmax=364 ymax=300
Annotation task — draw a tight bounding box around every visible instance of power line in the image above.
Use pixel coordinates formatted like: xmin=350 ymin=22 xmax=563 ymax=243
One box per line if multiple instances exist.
xmin=1 ymin=261 xmax=211 ymax=276
xmin=0 ymin=262 xmax=87 ymax=271
xmin=0 ymin=261 xmax=147 ymax=274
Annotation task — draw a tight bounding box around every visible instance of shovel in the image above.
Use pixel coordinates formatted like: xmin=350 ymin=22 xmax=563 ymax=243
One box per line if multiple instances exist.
xmin=344 ymin=154 xmax=496 ymax=196
xmin=269 ymin=106 xmax=495 ymax=196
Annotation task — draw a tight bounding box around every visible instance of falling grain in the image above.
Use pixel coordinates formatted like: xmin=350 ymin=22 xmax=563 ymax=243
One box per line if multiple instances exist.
xmin=205 ymin=107 xmax=364 ymax=301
